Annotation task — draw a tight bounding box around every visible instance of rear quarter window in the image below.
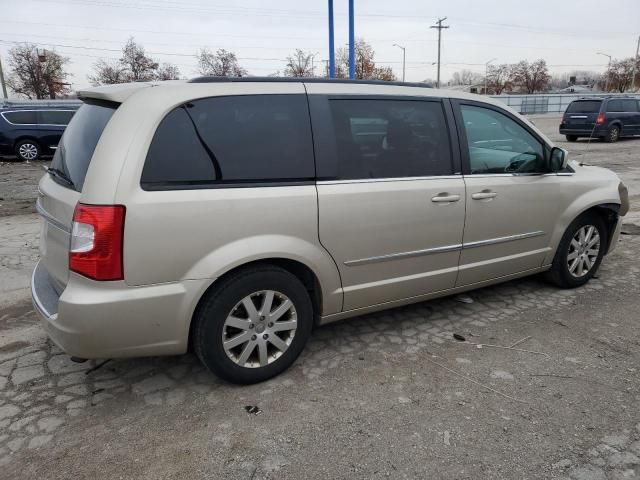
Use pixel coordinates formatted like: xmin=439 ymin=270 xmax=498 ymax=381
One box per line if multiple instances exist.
xmin=3 ymin=110 xmax=38 ymax=124
xmin=606 ymin=100 xmax=624 ymax=112
xmin=50 ymin=102 xmax=117 ymax=192
xmin=141 ymin=94 xmax=315 ymax=189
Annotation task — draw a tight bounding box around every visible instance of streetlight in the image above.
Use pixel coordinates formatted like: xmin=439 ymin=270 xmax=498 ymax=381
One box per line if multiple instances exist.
xmin=597 ymin=52 xmax=612 ymax=92
xmin=309 ymin=52 xmax=319 ymax=77
xmin=484 ymin=58 xmax=496 ymax=95
xmin=393 ymin=43 xmax=406 ymax=82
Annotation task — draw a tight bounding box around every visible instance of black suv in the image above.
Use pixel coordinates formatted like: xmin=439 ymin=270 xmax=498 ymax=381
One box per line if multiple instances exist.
xmin=0 ymin=106 xmax=78 ymax=161
xmin=560 ymin=97 xmax=640 ymax=143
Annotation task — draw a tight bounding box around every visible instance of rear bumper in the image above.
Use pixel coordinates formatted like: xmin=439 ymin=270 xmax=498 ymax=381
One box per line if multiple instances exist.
xmin=31 ymin=260 xmax=210 ymax=359
xmin=559 ymin=126 xmax=607 ymax=137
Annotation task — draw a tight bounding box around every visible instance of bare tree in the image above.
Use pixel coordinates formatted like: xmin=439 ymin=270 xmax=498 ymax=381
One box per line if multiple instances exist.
xmin=6 ymin=44 xmax=71 ymax=99
xmin=511 ymin=59 xmax=551 ymax=94
xmin=156 ymin=63 xmax=181 ymax=81
xmin=89 ymin=38 xmax=179 ymax=85
xmin=335 ymin=38 xmax=396 ymax=81
xmin=284 ymin=49 xmax=314 ymax=77
xmin=450 ymin=69 xmax=483 ymax=86
xmin=601 ymin=58 xmax=639 ymax=92
xmin=486 ymin=64 xmax=513 ymax=95
xmin=197 ymin=48 xmax=246 ymax=77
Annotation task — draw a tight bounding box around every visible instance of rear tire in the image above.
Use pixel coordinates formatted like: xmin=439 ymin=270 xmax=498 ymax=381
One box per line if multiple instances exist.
xmin=565 ymin=135 xmax=578 ymax=142
xmin=545 ymin=213 xmax=607 ymax=289
xmin=604 ymin=125 xmax=620 ymax=143
xmin=193 ymin=265 xmax=313 ymax=384
xmin=15 ymin=140 xmax=41 ymax=161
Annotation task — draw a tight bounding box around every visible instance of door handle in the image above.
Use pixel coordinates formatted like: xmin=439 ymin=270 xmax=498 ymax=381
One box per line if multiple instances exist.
xmin=431 ymin=193 xmax=461 ymax=203
xmin=471 ymin=191 xmax=497 ymax=200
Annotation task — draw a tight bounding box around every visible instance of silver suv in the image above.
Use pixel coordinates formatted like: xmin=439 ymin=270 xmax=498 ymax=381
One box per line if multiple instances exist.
xmin=32 ymin=78 xmax=629 ymax=384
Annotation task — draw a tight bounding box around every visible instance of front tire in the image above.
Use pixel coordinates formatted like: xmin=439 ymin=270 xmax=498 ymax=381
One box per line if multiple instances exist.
xmin=565 ymin=135 xmax=578 ymax=142
xmin=15 ymin=140 xmax=41 ymax=161
xmin=546 ymin=213 xmax=607 ymax=288
xmin=193 ymin=265 xmax=313 ymax=384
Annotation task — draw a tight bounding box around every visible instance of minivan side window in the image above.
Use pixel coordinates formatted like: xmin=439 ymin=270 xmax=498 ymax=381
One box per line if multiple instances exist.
xmin=606 ymin=100 xmax=624 ymax=112
xmin=328 ymin=99 xmax=452 ymax=179
xmin=141 ymin=94 xmax=314 ymax=188
xmin=3 ymin=111 xmax=37 ymax=124
xmin=621 ymin=99 xmax=639 ymax=112
xmin=460 ymin=105 xmax=545 ymax=175
xmin=39 ymin=110 xmax=76 ymax=125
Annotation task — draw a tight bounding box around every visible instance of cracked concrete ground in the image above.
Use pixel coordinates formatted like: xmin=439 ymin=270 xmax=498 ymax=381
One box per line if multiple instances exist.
xmin=0 ymin=115 xmax=639 ymax=479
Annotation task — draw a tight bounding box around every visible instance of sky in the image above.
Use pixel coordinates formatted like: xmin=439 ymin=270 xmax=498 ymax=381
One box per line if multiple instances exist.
xmin=1 ymin=0 xmax=639 ymax=93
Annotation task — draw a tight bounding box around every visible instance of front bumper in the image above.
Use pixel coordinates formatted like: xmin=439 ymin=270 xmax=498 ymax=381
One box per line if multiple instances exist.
xmin=607 ymin=216 xmax=623 ymax=255
xmin=31 ymin=260 xmax=210 ymax=359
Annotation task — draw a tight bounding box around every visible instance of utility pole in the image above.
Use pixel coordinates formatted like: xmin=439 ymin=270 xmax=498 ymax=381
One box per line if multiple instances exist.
xmin=0 ymin=54 xmax=8 ymax=100
xmin=430 ymin=17 xmax=449 ymax=88
xmin=348 ymin=0 xmax=355 ymax=79
xmin=328 ymin=0 xmax=335 ymax=78
xmin=631 ymin=35 xmax=639 ymax=92
xmin=393 ymin=44 xmax=406 ymax=82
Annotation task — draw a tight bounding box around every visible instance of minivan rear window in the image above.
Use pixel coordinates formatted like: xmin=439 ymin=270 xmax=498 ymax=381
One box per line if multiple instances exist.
xmin=50 ymin=101 xmax=117 ymax=192
xmin=566 ymin=100 xmax=602 ymax=113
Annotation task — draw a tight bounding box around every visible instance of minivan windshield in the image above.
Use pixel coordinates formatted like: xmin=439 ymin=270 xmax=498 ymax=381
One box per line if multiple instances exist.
xmin=566 ymin=100 xmax=602 ymax=114
xmin=50 ymin=101 xmax=117 ymax=192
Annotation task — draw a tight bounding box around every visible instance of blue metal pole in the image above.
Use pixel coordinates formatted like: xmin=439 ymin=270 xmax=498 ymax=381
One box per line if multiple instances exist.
xmin=348 ymin=0 xmax=355 ymax=79
xmin=328 ymin=0 xmax=335 ymax=78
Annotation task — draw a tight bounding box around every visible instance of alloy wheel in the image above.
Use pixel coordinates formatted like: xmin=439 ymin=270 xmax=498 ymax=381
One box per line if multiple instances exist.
xmin=567 ymin=225 xmax=600 ymax=278
xmin=222 ymin=290 xmax=297 ymax=368
xmin=18 ymin=143 xmax=38 ymax=160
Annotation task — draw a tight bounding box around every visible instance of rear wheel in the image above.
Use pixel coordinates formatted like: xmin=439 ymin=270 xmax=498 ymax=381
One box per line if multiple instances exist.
xmin=605 ymin=125 xmax=620 ymax=143
xmin=15 ymin=140 xmax=40 ymax=161
xmin=546 ymin=213 xmax=607 ymax=288
xmin=193 ymin=265 xmax=313 ymax=384
xmin=565 ymin=135 xmax=578 ymax=142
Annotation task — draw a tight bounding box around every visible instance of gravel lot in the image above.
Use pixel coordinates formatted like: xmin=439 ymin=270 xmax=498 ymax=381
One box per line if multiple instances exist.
xmin=0 ymin=114 xmax=639 ymax=479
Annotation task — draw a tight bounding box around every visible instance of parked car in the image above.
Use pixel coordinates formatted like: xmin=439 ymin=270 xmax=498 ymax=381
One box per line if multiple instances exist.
xmin=0 ymin=106 xmax=77 ymax=161
xmin=560 ymin=96 xmax=640 ymax=142
xmin=32 ymin=79 xmax=629 ymax=384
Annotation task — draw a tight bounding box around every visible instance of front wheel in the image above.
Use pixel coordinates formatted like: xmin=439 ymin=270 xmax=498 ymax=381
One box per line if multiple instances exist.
xmin=546 ymin=213 xmax=607 ymax=288
xmin=193 ymin=266 xmax=313 ymax=384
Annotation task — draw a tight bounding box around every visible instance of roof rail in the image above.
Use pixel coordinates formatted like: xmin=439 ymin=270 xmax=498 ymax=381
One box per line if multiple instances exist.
xmin=188 ymin=76 xmax=434 ymax=89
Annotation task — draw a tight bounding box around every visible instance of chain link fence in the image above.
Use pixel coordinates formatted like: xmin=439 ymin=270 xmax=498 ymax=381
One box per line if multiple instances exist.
xmin=490 ymin=92 xmax=640 ymax=114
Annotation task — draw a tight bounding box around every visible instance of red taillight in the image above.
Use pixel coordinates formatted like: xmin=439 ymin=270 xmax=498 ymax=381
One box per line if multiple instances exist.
xmin=69 ymin=204 xmax=125 ymax=281
xmin=596 ymin=113 xmax=606 ymax=125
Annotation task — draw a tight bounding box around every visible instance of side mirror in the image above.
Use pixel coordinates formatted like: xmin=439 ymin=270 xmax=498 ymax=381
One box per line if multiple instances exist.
xmin=549 ymin=147 xmax=569 ymax=172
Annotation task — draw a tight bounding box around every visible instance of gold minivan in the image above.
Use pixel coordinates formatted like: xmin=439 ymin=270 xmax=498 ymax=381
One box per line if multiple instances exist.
xmin=32 ymin=78 xmax=629 ymax=384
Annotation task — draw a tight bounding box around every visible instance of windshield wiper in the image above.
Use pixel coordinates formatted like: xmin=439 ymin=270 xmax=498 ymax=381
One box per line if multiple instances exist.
xmin=45 ymin=166 xmax=75 ymax=188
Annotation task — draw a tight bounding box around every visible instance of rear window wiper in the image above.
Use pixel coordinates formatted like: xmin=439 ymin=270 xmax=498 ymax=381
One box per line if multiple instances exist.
xmin=45 ymin=166 xmax=75 ymax=189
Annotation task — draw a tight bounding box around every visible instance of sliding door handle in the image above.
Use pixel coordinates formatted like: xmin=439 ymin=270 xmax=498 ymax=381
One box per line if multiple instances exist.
xmin=431 ymin=194 xmax=461 ymax=203
xmin=471 ymin=191 xmax=497 ymax=200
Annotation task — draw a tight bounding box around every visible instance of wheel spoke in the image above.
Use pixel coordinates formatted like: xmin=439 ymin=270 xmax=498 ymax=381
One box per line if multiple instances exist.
xmin=271 ymin=320 xmax=297 ymax=333
xmin=224 ymin=331 xmax=252 ymax=350
xmin=225 ymin=315 xmax=252 ymax=330
xmin=260 ymin=291 xmax=275 ymax=316
xmin=576 ymin=259 xmax=584 ymax=276
xmin=258 ymin=341 xmax=268 ymax=367
xmin=567 ymin=251 xmax=579 ymax=261
xmin=269 ymin=299 xmax=292 ymax=322
xmin=584 ymin=226 xmax=594 ymax=244
xmin=578 ymin=227 xmax=586 ymax=244
xmin=237 ymin=340 xmax=256 ymax=365
xmin=570 ymin=239 xmax=581 ymax=250
xmin=242 ymin=297 xmax=260 ymax=322
xmin=586 ymin=248 xmax=599 ymax=257
xmin=583 ymin=256 xmax=593 ymax=271
xmin=569 ymin=258 xmax=579 ymax=273
xmin=268 ymin=334 xmax=289 ymax=352
xmin=587 ymin=234 xmax=600 ymax=249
